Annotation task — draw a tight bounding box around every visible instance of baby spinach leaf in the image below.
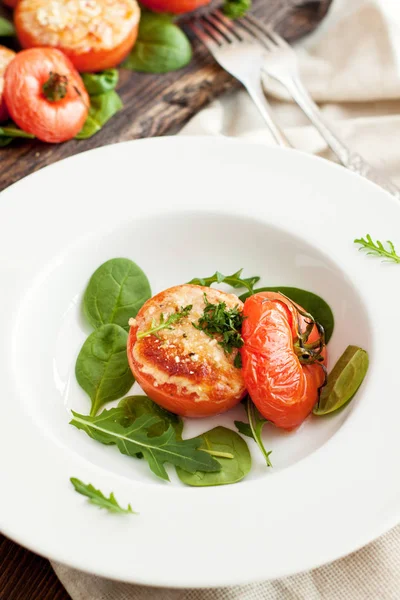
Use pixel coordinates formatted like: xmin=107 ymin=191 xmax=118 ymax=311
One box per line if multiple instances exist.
xmin=176 ymin=427 xmax=251 ymax=487
xmin=223 ymin=0 xmax=251 ymax=19
xmin=122 ymin=13 xmax=192 ymax=73
xmin=0 ymin=17 xmax=15 ymax=37
xmin=76 ymin=90 xmax=122 ymax=139
xmin=240 ymin=286 xmax=334 ymax=343
xmin=70 ymin=477 xmax=136 ymax=514
xmin=0 ymin=125 xmax=35 ymax=147
xmin=70 ymin=410 xmax=221 ymax=482
xmin=83 ymin=258 xmax=151 ymax=331
xmin=189 ymin=268 xmax=260 ymax=295
xmin=75 ymin=324 xmax=134 ymax=416
xmin=82 ymin=69 xmax=119 ymax=96
xmin=118 ymin=395 xmax=183 ymax=439
xmin=313 ymin=345 xmax=369 ymax=415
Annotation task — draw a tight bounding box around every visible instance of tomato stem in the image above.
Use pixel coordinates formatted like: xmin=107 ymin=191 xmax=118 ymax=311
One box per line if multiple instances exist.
xmin=43 ymin=72 xmax=68 ymax=102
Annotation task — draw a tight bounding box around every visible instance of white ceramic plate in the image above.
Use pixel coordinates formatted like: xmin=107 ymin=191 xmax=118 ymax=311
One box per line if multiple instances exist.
xmin=1 ymin=137 xmax=399 ymax=588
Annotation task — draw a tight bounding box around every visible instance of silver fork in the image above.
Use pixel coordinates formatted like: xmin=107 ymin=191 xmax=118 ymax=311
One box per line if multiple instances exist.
xmin=238 ymin=14 xmax=400 ymax=199
xmin=187 ymin=11 xmax=291 ymax=148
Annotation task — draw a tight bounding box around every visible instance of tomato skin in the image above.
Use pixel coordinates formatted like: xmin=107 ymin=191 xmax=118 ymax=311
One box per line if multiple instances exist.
xmin=2 ymin=0 xmax=18 ymax=7
xmin=4 ymin=48 xmax=89 ymax=143
xmin=140 ymin=0 xmax=210 ymax=14
xmin=0 ymin=45 xmax=16 ymax=122
xmin=241 ymin=292 xmax=327 ymax=430
xmin=15 ymin=0 xmax=140 ymax=72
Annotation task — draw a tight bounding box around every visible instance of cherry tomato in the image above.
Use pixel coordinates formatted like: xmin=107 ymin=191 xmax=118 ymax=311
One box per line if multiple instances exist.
xmin=140 ymin=0 xmax=210 ymax=14
xmin=4 ymin=48 xmax=89 ymax=143
xmin=127 ymin=285 xmax=246 ymax=418
xmin=0 ymin=45 xmax=15 ymax=122
xmin=2 ymin=0 xmax=18 ymax=8
xmin=15 ymin=0 xmax=140 ymax=72
xmin=241 ymin=292 xmax=327 ymax=430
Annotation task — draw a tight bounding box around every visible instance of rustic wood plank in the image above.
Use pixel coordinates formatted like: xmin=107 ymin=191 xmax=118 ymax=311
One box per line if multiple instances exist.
xmin=0 ymin=0 xmax=332 ymax=191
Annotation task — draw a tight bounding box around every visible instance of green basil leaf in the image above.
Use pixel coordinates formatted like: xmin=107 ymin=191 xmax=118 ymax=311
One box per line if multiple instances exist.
xmin=0 ymin=17 xmax=15 ymax=37
xmin=83 ymin=258 xmax=151 ymax=331
xmin=70 ymin=410 xmax=221 ymax=482
xmin=176 ymin=426 xmax=251 ymax=487
xmin=240 ymin=286 xmax=335 ymax=343
xmin=123 ymin=13 xmax=192 ymax=73
xmin=313 ymin=345 xmax=369 ymax=415
xmin=76 ymin=90 xmax=122 ymax=139
xmin=223 ymin=0 xmax=251 ymax=19
xmin=118 ymin=395 xmax=183 ymax=439
xmin=75 ymin=324 xmax=134 ymax=416
xmin=0 ymin=125 xmax=35 ymax=147
xmin=70 ymin=477 xmax=136 ymax=514
xmin=82 ymin=69 xmax=119 ymax=96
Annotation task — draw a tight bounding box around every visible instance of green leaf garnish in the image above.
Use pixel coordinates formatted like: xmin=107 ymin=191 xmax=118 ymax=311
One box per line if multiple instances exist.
xmin=239 ymin=396 xmax=273 ymax=467
xmin=81 ymin=69 xmax=119 ymax=96
xmin=0 ymin=16 xmax=15 ymax=37
xmin=193 ymin=293 xmax=244 ymax=359
xmin=70 ymin=409 xmax=221 ymax=482
xmin=137 ymin=305 xmax=192 ymax=339
xmin=70 ymin=477 xmax=135 ymax=514
xmin=223 ymin=0 xmax=252 ymax=19
xmin=313 ymin=345 xmax=369 ymax=416
xmin=76 ymin=90 xmax=123 ymax=139
xmin=354 ymin=234 xmax=400 ymax=264
xmin=75 ymin=324 xmax=134 ymax=416
xmin=0 ymin=125 xmax=35 ymax=147
xmin=176 ymin=427 xmax=251 ymax=487
xmin=188 ymin=268 xmax=260 ymax=295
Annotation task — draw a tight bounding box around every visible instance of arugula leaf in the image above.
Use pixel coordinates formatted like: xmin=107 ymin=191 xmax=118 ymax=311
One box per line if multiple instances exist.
xmin=188 ymin=269 xmax=260 ymax=294
xmin=0 ymin=125 xmax=35 ymax=147
xmin=70 ymin=409 xmax=221 ymax=481
xmin=176 ymin=427 xmax=251 ymax=487
xmin=193 ymin=294 xmax=244 ymax=358
xmin=76 ymin=90 xmax=122 ymax=139
xmin=0 ymin=16 xmax=15 ymax=37
xmin=354 ymin=234 xmax=400 ymax=264
xmin=240 ymin=397 xmax=272 ymax=467
xmin=70 ymin=477 xmax=135 ymax=514
xmin=223 ymin=0 xmax=251 ymax=19
xmin=83 ymin=258 xmax=151 ymax=331
xmin=123 ymin=13 xmax=192 ymax=73
xmin=75 ymin=324 xmax=134 ymax=416
xmin=240 ymin=286 xmax=334 ymax=343
xmin=137 ymin=305 xmax=192 ymax=339
xmin=82 ymin=69 xmax=119 ymax=96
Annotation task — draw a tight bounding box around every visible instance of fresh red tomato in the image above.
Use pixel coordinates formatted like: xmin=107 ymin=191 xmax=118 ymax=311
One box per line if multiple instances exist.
xmin=0 ymin=45 xmax=15 ymax=122
xmin=127 ymin=284 xmax=246 ymax=417
xmin=4 ymin=48 xmax=89 ymax=143
xmin=241 ymin=292 xmax=327 ymax=430
xmin=15 ymin=0 xmax=140 ymax=72
xmin=140 ymin=0 xmax=210 ymax=14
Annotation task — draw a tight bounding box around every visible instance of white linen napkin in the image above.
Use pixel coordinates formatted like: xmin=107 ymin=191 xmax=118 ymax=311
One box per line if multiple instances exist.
xmin=52 ymin=0 xmax=400 ymax=597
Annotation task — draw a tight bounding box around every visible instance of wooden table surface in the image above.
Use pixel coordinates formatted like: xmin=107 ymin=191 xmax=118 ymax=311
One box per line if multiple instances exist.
xmin=0 ymin=0 xmax=331 ymax=597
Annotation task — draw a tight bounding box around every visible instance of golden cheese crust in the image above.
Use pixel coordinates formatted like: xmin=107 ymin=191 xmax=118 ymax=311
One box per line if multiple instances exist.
xmin=129 ymin=285 xmax=246 ymax=417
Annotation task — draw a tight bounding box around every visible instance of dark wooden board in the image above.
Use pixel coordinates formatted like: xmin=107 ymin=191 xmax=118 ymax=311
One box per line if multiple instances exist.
xmin=0 ymin=2 xmax=331 ymax=598
xmin=0 ymin=0 xmax=332 ymax=191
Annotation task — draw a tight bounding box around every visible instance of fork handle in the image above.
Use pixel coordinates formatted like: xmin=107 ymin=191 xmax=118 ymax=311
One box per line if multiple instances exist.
xmin=246 ymin=80 xmax=292 ymax=148
xmin=277 ymin=75 xmax=400 ymax=199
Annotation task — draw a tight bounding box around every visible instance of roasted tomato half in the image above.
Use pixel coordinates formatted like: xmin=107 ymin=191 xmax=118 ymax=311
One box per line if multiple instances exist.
xmin=140 ymin=0 xmax=210 ymax=14
xmin=127 ymin=284 xmax=246 ymax=417
xmin=241 ymin=292 xmax=327 ymax=430
xmin=15 ymin=0 xmax=140 ymax=72
xmin=0 ymin=45 xmax=15 ymax=122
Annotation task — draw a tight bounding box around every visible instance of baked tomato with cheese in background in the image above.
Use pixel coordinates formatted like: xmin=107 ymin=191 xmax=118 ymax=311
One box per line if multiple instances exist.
xmin=140 ymin=0 xmax=210 ymax=13
xmin=127 ymin=284 xmax=246 ymax=418
xmin=0 ymin=45 xmax=15 ymax=122
xmin=4 ymin=47 xmax=89 ymax=142
xmin=15 ymin=0 xmax=140 ymax=72
xmin=241 ymin=291 xmax=327 ymax=430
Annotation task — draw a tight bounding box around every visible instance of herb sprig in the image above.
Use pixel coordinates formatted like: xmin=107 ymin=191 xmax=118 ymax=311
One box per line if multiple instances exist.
xmin=137 ymin=305 xmax=192 ymax=339
xmin=70 ymin=478 xmax=136 ymax=514
xmin=194 ymin=294 xmax=245 ymax=357
xmin=188 ymin=269 xmax=260 ymax=295
xmin=235 ymin=397 xmax=273 ymax=467
xmin=354 ymin=234 xmax=400 ymax=263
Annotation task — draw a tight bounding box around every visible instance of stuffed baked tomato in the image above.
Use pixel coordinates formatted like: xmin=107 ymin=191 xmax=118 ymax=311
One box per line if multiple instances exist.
xmin=15 ymin=0 xmax=140 ymax=72
xmin=241 ymin=292 xmax=327 ymax=430
xmin=127 ymin=284 xmax=246 ymax=418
